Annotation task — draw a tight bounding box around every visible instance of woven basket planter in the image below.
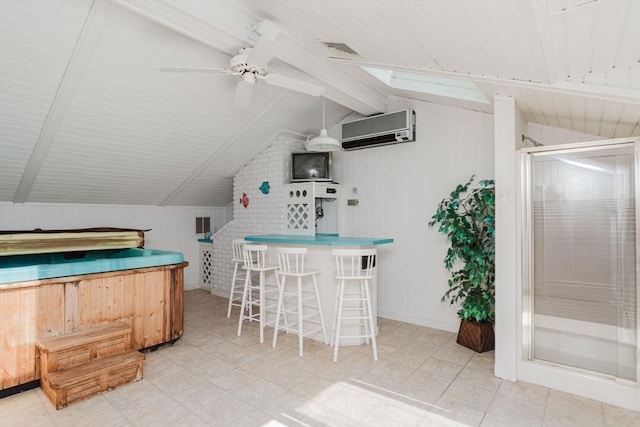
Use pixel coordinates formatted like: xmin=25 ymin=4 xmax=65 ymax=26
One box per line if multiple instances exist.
xmin=456 ymin=320 xmax=495 ymax=353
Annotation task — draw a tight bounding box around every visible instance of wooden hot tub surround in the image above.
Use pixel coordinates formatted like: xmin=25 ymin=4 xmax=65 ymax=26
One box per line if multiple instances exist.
xmin=0 ymin=262 xmax=187 ymax=391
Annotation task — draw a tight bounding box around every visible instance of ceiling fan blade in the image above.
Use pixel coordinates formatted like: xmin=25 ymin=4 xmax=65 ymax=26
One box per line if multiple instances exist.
xmin=264 ymin=73 xmax=325 ymax=97
xmin=160 ymin=66 xmax=232 ymax=74
xmin=246 ymin=36 xmax=280 ymax=69
xmin=234 ymin=80 xmax=254 ymax=109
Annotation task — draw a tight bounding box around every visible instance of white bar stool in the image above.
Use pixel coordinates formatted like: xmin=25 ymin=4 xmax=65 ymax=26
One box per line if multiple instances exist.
xmin=331 ymin=248 xmax=378 ymax=363
xmin=237 ymin=244 xmax=279 ymax=343
xmin=227 ymin=239 xmax=246 ymax=318
xmin=272 ymin=247 xmax=328 ymax=357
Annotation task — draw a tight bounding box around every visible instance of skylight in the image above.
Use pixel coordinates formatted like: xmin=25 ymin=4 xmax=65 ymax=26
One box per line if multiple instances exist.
xmin=361 ymin=67 xmax=489 ymax=104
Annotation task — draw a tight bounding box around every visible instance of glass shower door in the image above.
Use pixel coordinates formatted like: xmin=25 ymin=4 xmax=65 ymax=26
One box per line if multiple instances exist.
xmin=530 ymin=143 xmax=637 ymax=382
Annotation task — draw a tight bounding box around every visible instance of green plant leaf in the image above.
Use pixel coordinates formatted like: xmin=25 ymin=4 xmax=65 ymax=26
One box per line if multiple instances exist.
xmin=429 ymin=175 xmax=495 ymax=322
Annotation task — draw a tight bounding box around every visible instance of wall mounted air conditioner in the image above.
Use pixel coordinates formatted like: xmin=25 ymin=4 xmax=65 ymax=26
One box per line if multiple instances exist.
xmin=341 ymin=109 xmax=415 ymax=150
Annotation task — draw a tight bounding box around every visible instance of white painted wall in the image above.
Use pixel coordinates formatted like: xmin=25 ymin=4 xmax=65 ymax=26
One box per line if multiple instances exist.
xmin=0 ymin=202 xmax=230 ymax=288
xmin=333 ymin=96 xmax=495 ymax=332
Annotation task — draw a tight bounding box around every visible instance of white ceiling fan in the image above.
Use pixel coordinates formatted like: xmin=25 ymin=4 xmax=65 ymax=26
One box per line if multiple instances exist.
xmin=161 ymin=20 xmax=324 ymax=109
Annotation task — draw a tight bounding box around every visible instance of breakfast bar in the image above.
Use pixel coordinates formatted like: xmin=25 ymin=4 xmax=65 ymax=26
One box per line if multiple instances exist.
xmin=244 ymin=234 xmax=393 ymax=345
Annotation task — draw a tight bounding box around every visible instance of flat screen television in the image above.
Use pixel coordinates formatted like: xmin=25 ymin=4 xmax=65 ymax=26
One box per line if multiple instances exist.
xmin=291 ymin=152 xmax=333 ymax=182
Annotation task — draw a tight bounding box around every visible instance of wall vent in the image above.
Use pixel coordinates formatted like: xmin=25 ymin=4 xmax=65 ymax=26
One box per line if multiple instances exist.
xmin=195 ymin=217 xmax=211 ymax=234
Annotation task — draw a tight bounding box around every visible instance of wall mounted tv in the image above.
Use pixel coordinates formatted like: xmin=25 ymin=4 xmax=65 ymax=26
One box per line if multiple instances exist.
xmin=291 ymin=152 xmax=333 ymax=182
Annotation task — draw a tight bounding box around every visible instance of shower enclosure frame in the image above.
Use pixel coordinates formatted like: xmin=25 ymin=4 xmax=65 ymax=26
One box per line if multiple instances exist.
xmin=518 ymin=136 xmax=639 ymax=407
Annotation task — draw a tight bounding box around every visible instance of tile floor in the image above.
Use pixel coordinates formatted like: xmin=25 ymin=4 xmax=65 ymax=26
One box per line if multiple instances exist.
xmin=1 ymin=289 xmax=639 ymax=427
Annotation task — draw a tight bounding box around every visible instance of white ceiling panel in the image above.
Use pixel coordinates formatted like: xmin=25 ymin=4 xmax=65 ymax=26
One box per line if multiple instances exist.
xmin=549 ymin=91 xmax=576 ymax=132
xmin=1 ymin=0 xmax=638 ymax=207
xmin=583 ymin=96 xmax=606 ymax=136
xmin=545 ymin=0 xmax=640 ymax=80
xmin=487 ymin=82 xmax=640 ymax=139
xmin=26 ymin=5 xmax=235 ymax=204
xmin=0 ymin=0 xmax=91 ymax=201
xmin=614 ymin=104 xmax=640 ymax=138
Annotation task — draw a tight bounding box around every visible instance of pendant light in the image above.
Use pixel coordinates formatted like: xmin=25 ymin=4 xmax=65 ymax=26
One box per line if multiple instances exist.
xmin=305 ymin=98 xmax=341 ymax=152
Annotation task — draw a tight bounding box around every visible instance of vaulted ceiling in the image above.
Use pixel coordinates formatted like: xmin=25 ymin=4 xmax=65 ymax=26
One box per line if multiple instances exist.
xmin=1 ymin=0 xmax=638 ymax=207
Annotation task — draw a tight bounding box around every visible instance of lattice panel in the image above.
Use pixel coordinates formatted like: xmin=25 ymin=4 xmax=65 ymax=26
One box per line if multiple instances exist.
xmin=285 ymin=183 xmax=315 ymax=235
xmin=287 ymin=203 xmax=310 ymax=230
xmin=201 ymin=249 xmax=213 ymax=284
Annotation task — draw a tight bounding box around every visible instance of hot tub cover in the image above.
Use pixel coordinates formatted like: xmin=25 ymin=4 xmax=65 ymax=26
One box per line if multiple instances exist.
xmin=0 ymin=227 xmax=148 ymax=256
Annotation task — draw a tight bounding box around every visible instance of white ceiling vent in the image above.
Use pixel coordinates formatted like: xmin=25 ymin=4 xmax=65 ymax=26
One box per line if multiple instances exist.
xmin=320 ymin=41 xmax=360 ymax=57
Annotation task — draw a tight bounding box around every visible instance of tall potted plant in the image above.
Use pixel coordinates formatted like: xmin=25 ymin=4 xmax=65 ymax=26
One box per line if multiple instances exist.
xmin=429 ymin=175 xmax=495 ymax=352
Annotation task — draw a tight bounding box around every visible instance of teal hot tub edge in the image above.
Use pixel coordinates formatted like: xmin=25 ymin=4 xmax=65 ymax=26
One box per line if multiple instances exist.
xmin=0 ymin=248 xmax=185 ymax=284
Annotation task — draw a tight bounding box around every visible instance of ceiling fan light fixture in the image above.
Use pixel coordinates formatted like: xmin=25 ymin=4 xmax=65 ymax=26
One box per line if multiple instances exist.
xmin=241 ymin=72 xmax=256 ymax=83
xmin=162 ymin=23 xmax=322 ymax=108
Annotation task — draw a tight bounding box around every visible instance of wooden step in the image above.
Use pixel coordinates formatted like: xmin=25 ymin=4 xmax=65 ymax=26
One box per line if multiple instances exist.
xmin=41 ymin=350 xmax=145 ymax=410
xmin=35 ymin=323 xmax=132 ymax=376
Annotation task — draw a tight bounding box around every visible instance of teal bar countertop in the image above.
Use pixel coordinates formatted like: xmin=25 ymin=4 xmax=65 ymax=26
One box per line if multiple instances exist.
xmin=244 ymin=234 xmax=394 ymax=246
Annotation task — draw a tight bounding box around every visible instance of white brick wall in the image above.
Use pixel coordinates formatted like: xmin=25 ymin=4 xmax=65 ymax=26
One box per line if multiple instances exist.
xmin=208 ymin=135 xmax=303 ymax=297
